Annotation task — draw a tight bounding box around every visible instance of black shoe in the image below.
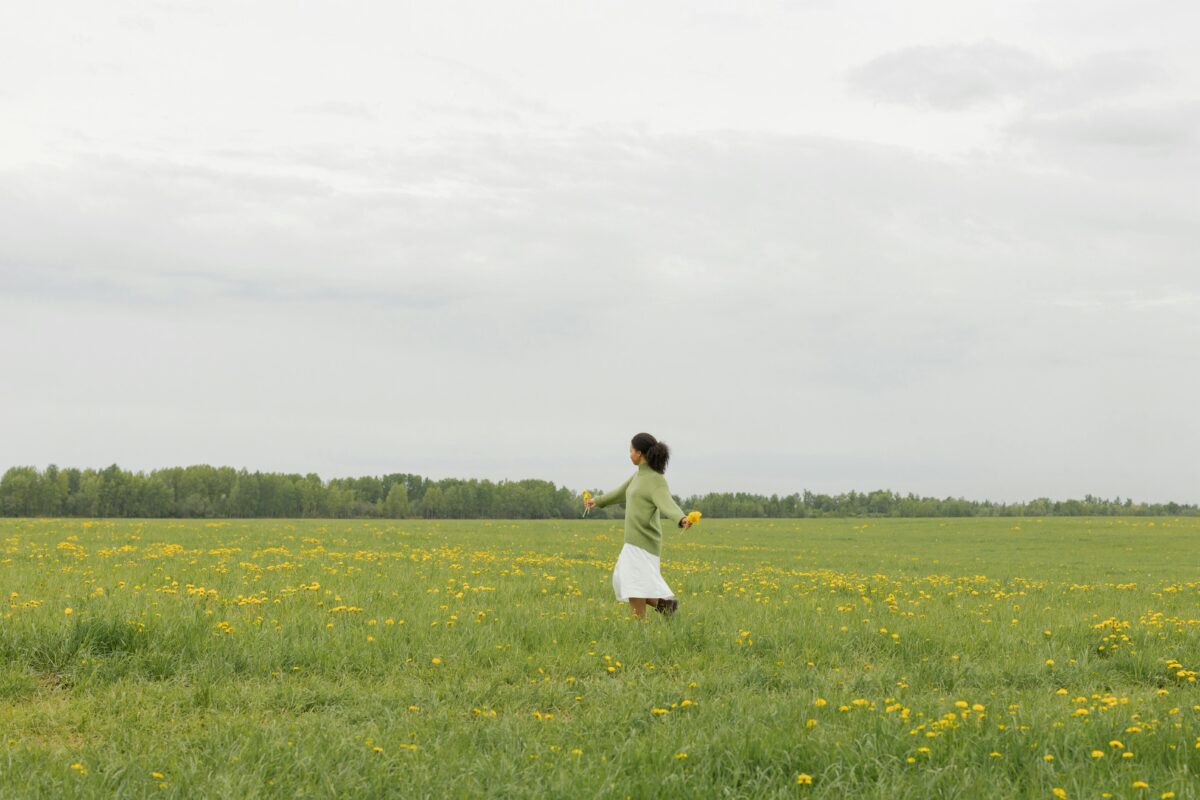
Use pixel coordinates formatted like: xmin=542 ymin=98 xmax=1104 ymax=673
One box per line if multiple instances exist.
xmin=654 ymin=598 xmax=678 ymax=616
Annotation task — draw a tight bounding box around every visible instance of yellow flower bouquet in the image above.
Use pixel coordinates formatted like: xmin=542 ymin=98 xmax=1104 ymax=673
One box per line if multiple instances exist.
xmin=581 ymin=491 xmax=593 ymax=517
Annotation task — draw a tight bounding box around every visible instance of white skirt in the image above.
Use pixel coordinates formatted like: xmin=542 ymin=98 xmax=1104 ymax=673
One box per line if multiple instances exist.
xmin=611 ymin=542 xmax=675 ymax=602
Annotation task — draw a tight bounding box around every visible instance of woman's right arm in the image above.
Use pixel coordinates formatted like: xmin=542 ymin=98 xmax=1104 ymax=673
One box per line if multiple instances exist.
xmin=592 ymin=473 xmax=634 ymax=508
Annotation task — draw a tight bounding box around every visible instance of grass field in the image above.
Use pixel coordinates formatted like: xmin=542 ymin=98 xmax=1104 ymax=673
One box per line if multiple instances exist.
xmin=2 ymin=516 xmax=1199 ymax=798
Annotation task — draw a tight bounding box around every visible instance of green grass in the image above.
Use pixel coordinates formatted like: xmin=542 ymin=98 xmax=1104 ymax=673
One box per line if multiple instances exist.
xmin=2 ymin=516 xmax=1199 ymax=798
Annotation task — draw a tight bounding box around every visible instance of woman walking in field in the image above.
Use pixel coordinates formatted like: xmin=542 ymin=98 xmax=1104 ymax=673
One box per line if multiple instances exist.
xmin=584 ymin=432 xmax=693 ymax=618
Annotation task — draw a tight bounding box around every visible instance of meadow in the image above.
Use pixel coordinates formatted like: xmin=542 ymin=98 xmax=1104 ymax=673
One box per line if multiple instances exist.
xmin=2 ymin=516 xmax=1199 ymax=799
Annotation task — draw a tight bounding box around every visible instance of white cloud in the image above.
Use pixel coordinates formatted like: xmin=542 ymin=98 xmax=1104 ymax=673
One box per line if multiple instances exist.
xmin=847 ymin=40 xmax=1051 ymax=110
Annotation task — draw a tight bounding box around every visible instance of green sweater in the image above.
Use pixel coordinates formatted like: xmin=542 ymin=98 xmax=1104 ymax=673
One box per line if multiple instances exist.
xmin=593 ymin=461 xmax=687 ymax=557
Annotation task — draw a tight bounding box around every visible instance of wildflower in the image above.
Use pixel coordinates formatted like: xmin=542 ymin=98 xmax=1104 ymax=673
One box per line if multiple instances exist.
xmin=1043 ymin=754 xmax=1054 ymax=762
xmin=796 ymin=773 xmax=812 ymax=785
xmin=1132 ymin=781 xmax=1149 ymax=790
xmin=686 ymin=511 xmax=702 ymax=525
xmin=581 ymin=491 xmax=593 ymax=517
xmin=674 ymin=752 xmax=688 ymax=760
xmin=1053 ymin=789 xmax=1067 ymax=799
xmin=1091 ymin=750 xmax=1104 ymax=758
xmin=431 ymin=657 xmax=442 ymax=665
xmin=64 ymin=608 xmax=73 ymax=615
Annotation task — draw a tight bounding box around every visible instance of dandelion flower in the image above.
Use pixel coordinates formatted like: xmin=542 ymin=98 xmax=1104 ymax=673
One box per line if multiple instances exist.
xmin=796 ymin=773 xmax=812 ymax=785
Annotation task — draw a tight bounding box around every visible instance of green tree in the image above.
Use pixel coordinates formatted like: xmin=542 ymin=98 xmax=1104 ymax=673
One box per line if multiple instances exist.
xmin=384 ymin=484 xmax=411 ymax=518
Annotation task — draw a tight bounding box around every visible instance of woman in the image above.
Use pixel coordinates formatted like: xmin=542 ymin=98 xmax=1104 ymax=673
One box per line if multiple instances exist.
xmin=584 ymin=432 xmax=692 ymax=618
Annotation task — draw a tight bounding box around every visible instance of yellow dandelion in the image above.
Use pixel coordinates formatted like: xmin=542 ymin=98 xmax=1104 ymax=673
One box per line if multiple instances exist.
xmin=1052 ymin=789 xmax=1067 ymax=800
xmin=674 ymin=752 xmax=688 ymax=760
xmin=796 ymin=773 xmax=813 ymax=785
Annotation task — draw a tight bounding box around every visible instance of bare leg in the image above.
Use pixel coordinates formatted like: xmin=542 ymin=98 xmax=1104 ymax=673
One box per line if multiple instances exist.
xmin=628 ymin=598 xmax=661 ymax=617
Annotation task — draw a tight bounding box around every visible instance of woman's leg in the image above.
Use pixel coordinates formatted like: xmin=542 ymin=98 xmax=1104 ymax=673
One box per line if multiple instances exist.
xmin=628 ymin=598 xmax=661 ymax=617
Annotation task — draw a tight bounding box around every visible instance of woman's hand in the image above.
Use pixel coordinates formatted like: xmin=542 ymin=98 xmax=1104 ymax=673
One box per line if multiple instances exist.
xmin=678 ymin=517 xmax=692 ymax=529
xmin=584 ymin=497 xmax=596 ymax=510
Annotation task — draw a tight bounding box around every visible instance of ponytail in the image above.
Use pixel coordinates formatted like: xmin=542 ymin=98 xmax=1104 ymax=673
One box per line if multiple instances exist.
xmin=645 ymin=441 xmax=670 ymax=473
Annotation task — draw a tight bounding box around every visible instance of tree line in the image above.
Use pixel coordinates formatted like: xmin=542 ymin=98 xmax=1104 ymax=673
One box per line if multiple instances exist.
xmin=0 ymin=464 xmax=1194 ymax=519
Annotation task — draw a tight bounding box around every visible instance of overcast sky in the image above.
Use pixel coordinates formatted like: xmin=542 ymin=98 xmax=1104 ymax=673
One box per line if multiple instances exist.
xmin=2 ymin=1 xmax=1197 ymax=503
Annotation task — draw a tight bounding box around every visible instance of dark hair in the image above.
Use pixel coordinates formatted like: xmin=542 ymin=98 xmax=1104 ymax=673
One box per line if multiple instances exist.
xmin=631 ymin=432 xmax=670 ymax=474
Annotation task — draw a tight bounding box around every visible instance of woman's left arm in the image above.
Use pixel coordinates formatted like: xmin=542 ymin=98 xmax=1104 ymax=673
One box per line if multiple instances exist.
xmin=651 ymin=481 xmax=687 ymax=527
